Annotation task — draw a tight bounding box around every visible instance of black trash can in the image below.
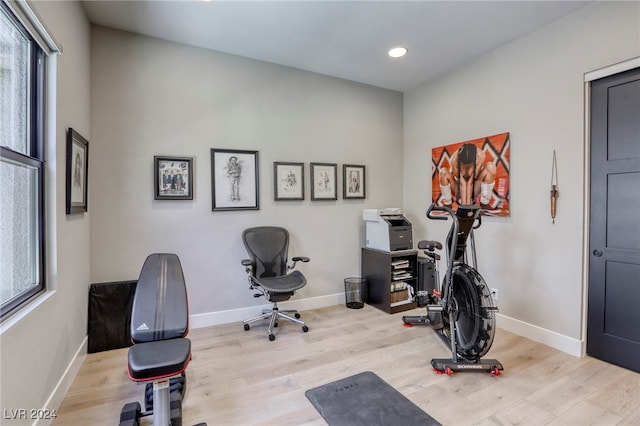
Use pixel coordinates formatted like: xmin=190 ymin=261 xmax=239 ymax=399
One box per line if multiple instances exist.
xmin=344 ymin=277 xmax=367 ymax=309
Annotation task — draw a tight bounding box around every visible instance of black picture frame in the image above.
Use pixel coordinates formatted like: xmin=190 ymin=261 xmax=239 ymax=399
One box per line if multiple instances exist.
xmin=211 ymin=148 xmax=259 ymax=211
xmin=154 ymin=156 xmax=194 ymax=200
xmin=310 ymin=162 xmax=337 ymax=201
xmin=343 ymin=164 xmax=366 ymax=199
xmin=66 ymin=128 xmax=89 ymax=214
xmin=274 ymin=162 xmax=305 ymax=201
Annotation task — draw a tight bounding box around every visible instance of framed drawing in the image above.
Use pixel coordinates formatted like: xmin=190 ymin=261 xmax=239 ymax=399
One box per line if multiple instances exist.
xmin=154 ymin=156 xmax=193 ymax=200
xmin=274 ymin=162 xmax=304 ymax=201
xmin=211 ymin=148 xmax=259 ymax=211
xmin=310 ymin=162 xmax=337 ymax=201
xmin=343 ymin=164 xmax=366 ymax=199
xmin=66 ymin=128 xmax=89 ymax=214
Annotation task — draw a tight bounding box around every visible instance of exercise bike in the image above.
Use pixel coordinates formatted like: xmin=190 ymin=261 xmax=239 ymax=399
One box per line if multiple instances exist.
xmin=403 ymin=204 xmax=503 ymax=376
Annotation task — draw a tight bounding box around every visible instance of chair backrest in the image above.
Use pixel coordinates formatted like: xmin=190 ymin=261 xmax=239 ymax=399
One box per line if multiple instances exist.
xmin=242 ymin=226 xmax=289 ymax=278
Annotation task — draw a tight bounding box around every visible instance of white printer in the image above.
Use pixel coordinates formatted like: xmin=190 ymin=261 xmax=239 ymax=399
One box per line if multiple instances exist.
xmin=363 ymin=208 xmax=413 ymax=252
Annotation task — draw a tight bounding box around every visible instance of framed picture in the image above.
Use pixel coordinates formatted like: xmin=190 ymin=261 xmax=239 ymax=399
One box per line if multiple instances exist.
xmin=310 ymin=162 xmax=337 ymax=201
xmin=431 ymin=132 xmax=510 ymax=217
xmin=274 ymin=162 xmax=304 ymax=201
xmin=66 ymin=128 xmax=89 ymax=214
xmin=211 ymin=148 xmax=259 ymax=211
xmin=343 ymin=164 xmax=366 ymax=199
xmin=154 ymin=156 xmax=194 ymax=200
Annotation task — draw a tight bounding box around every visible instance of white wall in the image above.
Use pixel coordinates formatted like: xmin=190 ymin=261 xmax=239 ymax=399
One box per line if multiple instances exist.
xmin=0 ymin=1 xmax=91 ymax=423
xmin=89 ymin=26 xmax=404 ymax=323
xmin=3 ymin=0 xmax=638 ymax=419
xmin=403 ymin=1 xmax=640 ymax=354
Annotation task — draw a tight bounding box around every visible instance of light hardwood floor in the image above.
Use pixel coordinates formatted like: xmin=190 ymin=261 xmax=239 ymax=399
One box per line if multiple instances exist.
xmin=54 ymin=304 xmax=639 ymax=426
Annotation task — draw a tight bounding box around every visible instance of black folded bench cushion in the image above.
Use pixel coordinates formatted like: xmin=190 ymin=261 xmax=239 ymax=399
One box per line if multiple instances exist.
xmin=87 ymin=280 xmax=137 ymax=353
xmin=131 ymin=253 xmax=189 ymax=343
xmin=128 ymin=338 xmax=192 ymax=382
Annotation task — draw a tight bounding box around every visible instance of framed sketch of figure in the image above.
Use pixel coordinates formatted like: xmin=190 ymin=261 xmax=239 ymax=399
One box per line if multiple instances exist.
xmin=310 ymin=162 xmax=337 ymax=201
xmin=343 ymin=164 xmax=365 ymax=199
xmin=66 ymin=128 xmax=89 ymax=214
xmin=274 ymin=162 xmax=304 ymax=201
xmin=211 ymin=148 xmax=259 ymax=211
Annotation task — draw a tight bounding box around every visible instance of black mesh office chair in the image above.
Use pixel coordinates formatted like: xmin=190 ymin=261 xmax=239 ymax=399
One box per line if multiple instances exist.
xmin=241 ymin=226 xmax=310 ymax=341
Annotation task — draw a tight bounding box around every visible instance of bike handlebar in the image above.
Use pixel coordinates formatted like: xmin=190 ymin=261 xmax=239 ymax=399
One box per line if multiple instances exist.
xmin=426 ymin=203 xmax=482 ymax=228
xmin=426 ymin=203 xmax=455 ymax=221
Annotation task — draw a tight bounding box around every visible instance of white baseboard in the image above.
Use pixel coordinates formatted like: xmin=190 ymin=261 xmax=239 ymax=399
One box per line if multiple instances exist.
xmin=190 ymin=292 xmax=344 ymax=329
xmin=190 ymin=296 xmax=584 ymax=358
xmin=36 ymin=336 xmax=88 ymax=426
xmin=496 ymin=313 xmax=583 ymax=357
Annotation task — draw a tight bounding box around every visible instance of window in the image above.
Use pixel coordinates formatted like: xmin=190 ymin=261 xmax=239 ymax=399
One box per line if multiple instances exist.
xmin=0 ymin=2 xmax=46 ymax=321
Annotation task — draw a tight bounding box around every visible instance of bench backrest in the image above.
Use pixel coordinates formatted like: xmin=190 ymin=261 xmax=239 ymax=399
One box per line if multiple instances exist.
xmin=130 ymin=253 xmax=189 ymax=343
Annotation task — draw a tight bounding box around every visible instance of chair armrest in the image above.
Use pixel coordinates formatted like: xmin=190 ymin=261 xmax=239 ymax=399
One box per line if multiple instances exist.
xmin=288 ymin=256 xmax=310 ymax=270
xmin=241 ymin=259 xmax=253 ymax=276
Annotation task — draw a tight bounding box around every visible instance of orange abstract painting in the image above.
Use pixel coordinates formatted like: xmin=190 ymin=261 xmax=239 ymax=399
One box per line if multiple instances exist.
xmin=431 ymin=132 xmax=510 ymax=217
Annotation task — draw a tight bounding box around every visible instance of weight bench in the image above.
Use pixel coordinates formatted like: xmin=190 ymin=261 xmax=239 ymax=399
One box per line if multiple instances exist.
xmin=119 ymin=253 xmax=206 ymax=426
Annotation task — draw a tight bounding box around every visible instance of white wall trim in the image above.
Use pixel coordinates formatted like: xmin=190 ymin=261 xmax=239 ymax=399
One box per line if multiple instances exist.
xmin=579 ymin=57 xmax=640 ymax=358
xmin=4 ymin=0 xmax=61 ymax=54
xmin=497 ymin=313 xmax=582 ymax=357
xmin=35 ymin=336 xmax=87 ymax=426
xmin=190 ymin=293 xmax=344 ymax=329
xmin=581 ymin=80 xmax=591 ymax=358
xmin=190 ymin=296 xmax=584 ymax=358
xmin=584 ymin=56 xmax=640 ymax=82
xmin=0 ymin=291 xmax=55 ymax=335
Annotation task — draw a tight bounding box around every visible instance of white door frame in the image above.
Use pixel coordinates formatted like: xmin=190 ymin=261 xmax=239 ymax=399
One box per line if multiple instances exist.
xmin=580 ymin=56 xmax=640 ymax=356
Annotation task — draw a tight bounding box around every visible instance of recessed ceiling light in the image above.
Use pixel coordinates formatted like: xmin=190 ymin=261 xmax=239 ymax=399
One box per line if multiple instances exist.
xmin=388 ymin=47 xmax=408 ymax=58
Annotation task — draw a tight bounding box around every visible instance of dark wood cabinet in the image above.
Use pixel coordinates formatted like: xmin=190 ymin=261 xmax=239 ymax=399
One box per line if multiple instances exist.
xmin=361 ymin=248 xmax=418 ymax=314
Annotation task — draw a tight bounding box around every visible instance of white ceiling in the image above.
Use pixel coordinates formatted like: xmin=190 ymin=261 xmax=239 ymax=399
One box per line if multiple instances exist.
xmin=81 ymin=0 xmax=591 ymax=92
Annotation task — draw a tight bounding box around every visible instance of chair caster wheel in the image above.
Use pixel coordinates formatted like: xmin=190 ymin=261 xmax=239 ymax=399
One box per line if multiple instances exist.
xmin=269 ymin=334 xmax=276 ymax=341
xmin=302 ymin=325 xmax=309 ymax=332
xmin=274 ymin=322 xmax=278 ymax=328
xmin=244 ymin=324 xmax=250 ymax=331
xmin=295 ymin=313 xmax=301 ymax=319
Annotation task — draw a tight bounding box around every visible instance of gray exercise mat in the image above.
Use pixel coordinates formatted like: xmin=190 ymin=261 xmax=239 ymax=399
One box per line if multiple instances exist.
xmin=305 ymin=371 xmax=442 ymax=426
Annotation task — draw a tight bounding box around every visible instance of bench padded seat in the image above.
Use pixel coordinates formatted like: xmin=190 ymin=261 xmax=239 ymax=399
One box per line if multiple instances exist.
xmin=128 ymin=338 xmax=191 ymax=382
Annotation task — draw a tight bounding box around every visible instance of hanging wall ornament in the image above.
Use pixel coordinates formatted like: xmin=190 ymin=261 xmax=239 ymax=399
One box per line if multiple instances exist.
xmin=550 ymin=150 xmax=559 ymax=223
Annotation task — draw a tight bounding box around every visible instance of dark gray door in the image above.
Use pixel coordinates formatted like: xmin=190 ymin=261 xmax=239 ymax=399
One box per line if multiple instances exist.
xmin=588 ymin=67 xmax=640 ymax=372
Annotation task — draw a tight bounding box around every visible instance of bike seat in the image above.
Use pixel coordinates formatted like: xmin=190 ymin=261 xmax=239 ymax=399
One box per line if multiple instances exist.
xmin=418 ymin=240 xmax=443 ymax=252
